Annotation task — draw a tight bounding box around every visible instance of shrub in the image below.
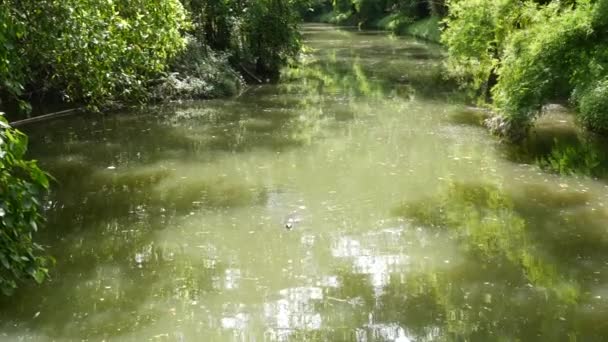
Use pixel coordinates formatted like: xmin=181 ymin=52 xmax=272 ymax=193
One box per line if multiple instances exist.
xmin=577 ymin=78 xmax=608 ymax=133
xmin=442 ymin=0 xmax=526 ymax=100
xmin=0 ymin=113 xmax=51 ymax=295
xmin=1 ymin=0 xmax=189 ymax=112
xmin=152 ymin=37 xmax=244 ymax=101
xmin=492 ymin=2 xmax=593 ymax=124
xmin=182 ymin=0 xmax=301 ymax=80
xmin=444 ymin=0 xmax=608 ymax=138
xmin=243 ymin=0 xmax=302 ymax=79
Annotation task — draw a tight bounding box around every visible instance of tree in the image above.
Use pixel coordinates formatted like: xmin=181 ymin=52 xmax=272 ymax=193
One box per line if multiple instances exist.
xmin=1 ymin=0 xmax=189 ymax=113
xmin=443 ymin=0 xmax=608 ymax=138
xmin=181 ymin=0 xmax=302 ymax=80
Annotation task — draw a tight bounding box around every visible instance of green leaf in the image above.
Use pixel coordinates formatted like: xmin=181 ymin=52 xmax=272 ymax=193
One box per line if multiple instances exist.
xmin=0 ymin=283 xmax=15 ymax=296
xmin=34 ymin=269 xmax=46 ymax=284
xmin=0 ymin=254 xmax=10 ymax=269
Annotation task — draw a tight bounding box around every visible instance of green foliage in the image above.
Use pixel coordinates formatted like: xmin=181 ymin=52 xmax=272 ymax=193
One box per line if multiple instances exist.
xmin=244 ymin=0 xmax=302 ymax=79
xmin=402 ymin=15 xmax=441 ymax=42
xmin=444 ymin=0 xmax=608 ymax=137
xmin=387 ymin=0 xmax=431 ymax=18
xmin=312 ymin=0 xmax=440 ymax=30
xmin=182 ymin=0 xmax=235 ymax=50
xmin=537 ymin=138 xmax=603 ymax=177
xmin=1 ymin=0 xmax=304 ymax=112
xmin=333 ymin=0 xmax=354 ymax=14
xmin=0 ymin=113 xmax=51 ymax=295
xmin=293 ymin=0 xmax=332 ymax=20
xmin=0 ymin=5 xmax=29 ymax=113
xmin=153 ymin=37 xmax=244 ymax=101
xmin=376 ymin=12 xmax=414 ymax=33
xmin=442 ymin=0 xmax=526 ymax=100
xmin=577 ymin=77 xmax=608 ymax=132
xmin=181 ymin=0 xmax=302 ymax=80
xmin=1 ymin=0 xmax=189 ymax=112
xmin=492 ymin=1 xmax=596 ymax=123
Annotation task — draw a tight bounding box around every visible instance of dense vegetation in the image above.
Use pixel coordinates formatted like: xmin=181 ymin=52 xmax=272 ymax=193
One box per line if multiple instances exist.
xmin=0 ymin=113 xmax=50 ymax=295
xmin=0 ymin=0 xmax=189 ymax=114
xmin=0 ymin=0 xmax=303 ymax=292
xmin=0 ymin=0 xmax=302 ymax=117
xmin=305 ymin=0 xmax=608 ymax=139
xmin=442 ymin=0 xmax=608 ymax=139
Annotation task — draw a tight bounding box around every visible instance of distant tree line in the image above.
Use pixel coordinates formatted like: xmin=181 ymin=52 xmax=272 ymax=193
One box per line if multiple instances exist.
xmin=298 ymin=0 xmax=446 ymax=26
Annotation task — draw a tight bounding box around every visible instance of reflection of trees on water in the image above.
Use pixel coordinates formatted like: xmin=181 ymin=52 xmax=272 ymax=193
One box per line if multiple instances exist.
xmin=271 ymin=178 xmax=608 ymax=341
xmin=0 ymin=212 xmax=231 ymax=339
xmin=495 ymin=112 xmax=608 ymax=180
xmin=291 ymin=179 xmax=608 ymax=341
xmin=389 ymin=181 xmax=572 ymax=340
xmin=280 ymin=32 xmax=457 ymax=105
xmin=7 ymin=26 xmax=608 ymax=341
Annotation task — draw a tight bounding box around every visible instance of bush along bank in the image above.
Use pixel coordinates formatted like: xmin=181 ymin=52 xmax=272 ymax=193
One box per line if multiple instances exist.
xmin=303 ymin=0 xmax=608 ymax=141
xmin=0 ymin=0 xmax=302 ymax=120
xmin=0 ymin=113 xmax=51 ymax=295
xmin=442 ymin=0 xmax=608 ymax=141
xmin=0 ymin=0 xmax=303 ymax=293
xmin=151 ymin=37 xmax=246 ymax=103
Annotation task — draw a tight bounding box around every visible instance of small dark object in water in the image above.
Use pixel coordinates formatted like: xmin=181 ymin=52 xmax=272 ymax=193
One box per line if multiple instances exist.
xmin=284 ymin=212 xmax=302 ymax=230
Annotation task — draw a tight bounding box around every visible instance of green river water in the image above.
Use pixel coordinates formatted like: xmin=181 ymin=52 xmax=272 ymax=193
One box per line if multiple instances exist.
xmin=3 ymin=24 xmax=608 ymax=341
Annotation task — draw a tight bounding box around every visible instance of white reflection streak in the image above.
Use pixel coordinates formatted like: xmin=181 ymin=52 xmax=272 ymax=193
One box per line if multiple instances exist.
xmin=264 ymin=287 xmax=324 ymax=341
xmin=221 ymin=313 xmax=249 ymax=330
xmin=332 ymin=236 xmax=409 ymax=296
xmin=354 ymin=255 xmax=408 ymax=289
xmin=224 ymin=268 xmax=241 ymax=290
xmin=357 ymin=323 xmax=414 ymax=342
xmin=331 ymin=236 xmax=362 ymax=257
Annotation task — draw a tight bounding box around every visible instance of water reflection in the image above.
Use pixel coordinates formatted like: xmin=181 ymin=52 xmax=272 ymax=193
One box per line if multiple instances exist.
xmin=389 ymin=179 xmax=608 ymax=340
xmin=2 ymin=24 xmax=608 ymax=342
xmin=503 ymin=109 xmax=608 ymax=180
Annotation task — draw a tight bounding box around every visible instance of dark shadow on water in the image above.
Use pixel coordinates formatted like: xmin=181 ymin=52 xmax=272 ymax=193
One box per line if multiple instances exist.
xmin=392 ymin=181 xmax=608 ymax=269
xmin=0 ymin=106 xmax=281 ymax=338
xmin=0 ymin=211 xmax=228 ymax=339
xmin=447 ymin=108 xmax=490 ymax=127
xmin=503 ymin=120 xmax=608 ymax=180
xmin=381 ymin=180 xmax=608 ymax=340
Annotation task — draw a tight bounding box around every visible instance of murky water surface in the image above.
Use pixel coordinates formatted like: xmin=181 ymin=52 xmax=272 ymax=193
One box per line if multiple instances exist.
xmin=3 ymin=24 xmax=608 ymax=341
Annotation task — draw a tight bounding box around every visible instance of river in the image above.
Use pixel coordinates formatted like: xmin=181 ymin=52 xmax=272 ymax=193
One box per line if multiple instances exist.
xmin=2 ymin=24 xmax=608 ymax=341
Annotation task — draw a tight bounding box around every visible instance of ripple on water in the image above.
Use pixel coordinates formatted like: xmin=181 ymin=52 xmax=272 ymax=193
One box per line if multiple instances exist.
xmin=8 ymin=24 xmax=608 ymax=342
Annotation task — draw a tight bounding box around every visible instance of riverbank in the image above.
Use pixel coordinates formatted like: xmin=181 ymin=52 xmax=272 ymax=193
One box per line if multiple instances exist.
xmin=1 ymin=1 xmax=301 ymax=125
xmin=7 ymin=44 xmax=252 ymax=126
xmin=314 ymin=12 xmax=441 ymax=43
xmin=5 ymin=25 xmax=608 ymax=340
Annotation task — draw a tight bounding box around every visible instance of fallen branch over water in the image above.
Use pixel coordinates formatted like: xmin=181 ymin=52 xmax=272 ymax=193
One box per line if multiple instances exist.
xmin=238 ymin=63 xmax=264 ymax=84
xmin=10 ymin=108 xmax=84 ymax=127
